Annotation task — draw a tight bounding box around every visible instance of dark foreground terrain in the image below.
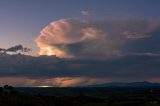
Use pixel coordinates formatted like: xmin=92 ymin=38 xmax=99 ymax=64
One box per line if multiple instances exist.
xmin=1 ymin=85 xmax=160 ymax=106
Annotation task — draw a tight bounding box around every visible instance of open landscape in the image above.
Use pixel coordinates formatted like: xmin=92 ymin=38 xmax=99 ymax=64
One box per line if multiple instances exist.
xmin=1 ymin=84 xmax=160 ymax=106
xmin=0 ymin=0 xmax=160 ymax=105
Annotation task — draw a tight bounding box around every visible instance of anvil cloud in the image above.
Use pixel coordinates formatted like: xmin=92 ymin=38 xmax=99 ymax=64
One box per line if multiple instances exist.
xmin=35 ymin=19 xmax=160 ymax=59
xmin=1 ymin=19 xmax=160 ymax=87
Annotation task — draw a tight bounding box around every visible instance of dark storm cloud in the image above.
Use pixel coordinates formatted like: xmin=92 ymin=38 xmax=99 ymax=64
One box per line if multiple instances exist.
xmin=7 ymin=45 xmax=23 ymax=52
xmin=0 ymin=48 xmax=5 ymax=52
xmin=1 ymin=19 xmax=160 ymax=86
xmin=0 ymin=45 xmax=31 ymax=53
xmin=124 ymin=26 xmax=160 ymax=53
xmin=0 ymin=52 xmax=160 ymax=86
xmin=0 ymin=54 xmax=160 ymax=81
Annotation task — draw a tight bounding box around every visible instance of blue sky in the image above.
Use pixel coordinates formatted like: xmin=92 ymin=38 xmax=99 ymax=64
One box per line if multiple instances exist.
xmin=0 ymin=0 xmax=160 ymax=53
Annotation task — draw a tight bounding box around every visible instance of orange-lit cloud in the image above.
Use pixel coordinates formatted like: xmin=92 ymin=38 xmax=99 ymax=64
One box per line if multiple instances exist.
xmin=35 ymin=19 xmax=93 ymax=58
xmin=36 ymin=19 xmax=159 ymax=59
xmin=1 ymin=19 xmax=160 ymax=87
xmin=0 ymin=77 xmax=111 ymax=87
xmin=2 ymin=76 xmax=160 ymax=87
xmin=35 ymin=19 xmax=121 ymax=59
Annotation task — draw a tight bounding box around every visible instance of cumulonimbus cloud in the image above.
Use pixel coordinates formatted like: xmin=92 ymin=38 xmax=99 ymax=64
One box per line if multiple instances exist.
xmin=35 ymin=19 xmax=160 ymax=59
xmin=0 ymin=19 xmax=160 ymax=86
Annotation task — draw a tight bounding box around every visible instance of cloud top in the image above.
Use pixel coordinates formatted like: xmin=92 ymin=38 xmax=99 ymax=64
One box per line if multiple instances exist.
xmin=36 ymin=19 xmax=160 ymax=59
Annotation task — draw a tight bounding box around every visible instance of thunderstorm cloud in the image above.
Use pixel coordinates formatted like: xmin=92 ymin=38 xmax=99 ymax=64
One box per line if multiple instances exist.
xmin=35 ymin=19 xmax=160 ymax=59
xmin=1 ymin=19 xmax=160 ymax=86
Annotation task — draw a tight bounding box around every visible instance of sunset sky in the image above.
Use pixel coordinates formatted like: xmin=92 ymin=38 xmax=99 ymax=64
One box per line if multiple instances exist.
xmin=0 ymin=0 xmax=160 ymax=87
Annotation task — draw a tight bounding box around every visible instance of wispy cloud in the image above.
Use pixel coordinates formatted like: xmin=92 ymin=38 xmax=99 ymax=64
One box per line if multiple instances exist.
xmin=81 ymin=10 xmax=91 ymax=17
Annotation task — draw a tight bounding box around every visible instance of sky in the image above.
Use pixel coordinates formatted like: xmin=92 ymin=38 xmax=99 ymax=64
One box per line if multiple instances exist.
xmin=0 ymin=0 xmax=160 ymax=87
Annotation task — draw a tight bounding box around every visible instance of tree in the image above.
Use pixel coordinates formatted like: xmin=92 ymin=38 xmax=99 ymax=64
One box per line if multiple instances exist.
xmin=3 ymin=85 xmax=15 ymax=93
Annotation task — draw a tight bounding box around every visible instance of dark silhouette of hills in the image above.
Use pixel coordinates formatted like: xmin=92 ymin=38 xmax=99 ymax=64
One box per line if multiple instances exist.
xmin=1 ymin=84 xmax=160 ymax=106
xmin=86 ymin=81 xmax=160 ymax=88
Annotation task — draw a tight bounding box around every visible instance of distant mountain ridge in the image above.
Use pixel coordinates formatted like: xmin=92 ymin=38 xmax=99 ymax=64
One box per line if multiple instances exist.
xmin=86 ymin=81 xmax=160 ymax=87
